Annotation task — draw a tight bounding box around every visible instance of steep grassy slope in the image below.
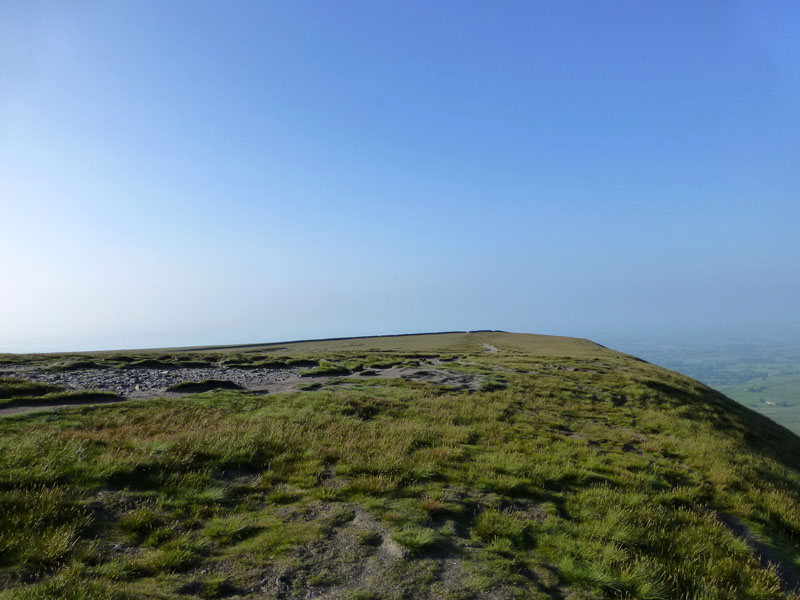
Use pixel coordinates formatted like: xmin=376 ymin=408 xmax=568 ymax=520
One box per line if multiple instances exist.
xmin=1 ymin=332 xmax=800 ymax=599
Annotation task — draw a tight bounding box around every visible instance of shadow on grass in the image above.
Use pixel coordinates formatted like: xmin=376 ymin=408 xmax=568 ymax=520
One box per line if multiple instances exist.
xmin=0 ymin=391 xmax=123 ymax=411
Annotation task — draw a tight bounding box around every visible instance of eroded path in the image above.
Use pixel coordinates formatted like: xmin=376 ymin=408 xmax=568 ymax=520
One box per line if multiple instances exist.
xmin=718 ymin=512 xmax=800 ymax=593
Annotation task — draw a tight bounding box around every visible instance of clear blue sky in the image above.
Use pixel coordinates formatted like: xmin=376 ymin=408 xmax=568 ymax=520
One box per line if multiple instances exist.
xmin=2 ymin=1 xmax=799 ymax=352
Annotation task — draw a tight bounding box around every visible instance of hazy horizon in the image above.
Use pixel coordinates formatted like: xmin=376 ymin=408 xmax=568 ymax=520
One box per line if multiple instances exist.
xmin=3 ymin=328 xmax=800 ymax=357
xmin=3 ymin=2 xmax=799 ymax=354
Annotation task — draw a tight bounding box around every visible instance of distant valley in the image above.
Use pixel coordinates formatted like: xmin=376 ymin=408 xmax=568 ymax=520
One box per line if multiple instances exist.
xmin=616 ymin=343 xmax=800 ymax=435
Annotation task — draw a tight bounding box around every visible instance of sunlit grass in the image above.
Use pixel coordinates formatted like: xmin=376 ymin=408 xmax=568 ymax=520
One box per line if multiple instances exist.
xmin=1 ymin=332 xmax=799 ymax=598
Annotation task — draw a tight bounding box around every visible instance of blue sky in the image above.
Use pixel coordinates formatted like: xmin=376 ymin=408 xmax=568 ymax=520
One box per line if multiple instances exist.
xmin=1 ymin=1 xmax=799 ymax=352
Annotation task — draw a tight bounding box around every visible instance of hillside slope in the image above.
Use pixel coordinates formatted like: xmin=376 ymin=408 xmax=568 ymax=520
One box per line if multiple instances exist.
xmin=1 ymin=332 xmax=800 ymax=599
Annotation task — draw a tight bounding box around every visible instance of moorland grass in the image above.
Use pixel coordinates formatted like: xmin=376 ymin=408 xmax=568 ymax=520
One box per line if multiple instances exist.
xmin=166 ymin=380 xmax=243 ymax=393
xmin=0 ymin=332 xmax=799 ymax=598
xmin=0 ymin=377 xmax=61 ymax=399
xmin=0 ymin=378 xmax=119 ymax=409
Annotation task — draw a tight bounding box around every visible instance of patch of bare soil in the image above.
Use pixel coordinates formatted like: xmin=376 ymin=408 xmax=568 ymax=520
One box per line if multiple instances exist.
xmin=373 ymin=367 xmax=484 ymax=391
xmin=202 ymin=489 xmax=547 ymax=599
xmin=247 ymin=503 xmax=412 ymax=599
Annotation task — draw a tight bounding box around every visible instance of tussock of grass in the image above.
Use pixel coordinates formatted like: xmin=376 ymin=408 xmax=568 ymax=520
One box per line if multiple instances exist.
xmin=392 ymin=526 xmax=441 ymax=555
xmin=45 ymin=360 xmax=105 ymax=372
xmin=358 ymin=530 xmax=382 ymax=546
xmin=348 ymin=590 xmax=379 ymax=600
xmin=134 ymin=535 xmax=210 ymax=574
xmin=473 ymin=508 xmax=534 ymax=548
xmin=286 ymin=359 xmax=318 ymax=368
xmin=118 ymin=505 xmax=164 ymax=541
xmin=205 ymin=515 xmax=252 ymax=545
xmin=118 ymin=359 xmax=173 ymax=369
xmin=300 ymin=361 xmax=351 ymax=377
xmin=222 ymin=360 xmax=290 ymax=369
xmin=166 ymin=379 xmax=243 ymax=393
xmin=268 ymin=486 xmax=301 ymax=504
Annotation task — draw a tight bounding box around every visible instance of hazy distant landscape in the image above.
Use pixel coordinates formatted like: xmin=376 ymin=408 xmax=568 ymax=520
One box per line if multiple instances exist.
xmin=617 ymin=343 xmax=800 ymax=435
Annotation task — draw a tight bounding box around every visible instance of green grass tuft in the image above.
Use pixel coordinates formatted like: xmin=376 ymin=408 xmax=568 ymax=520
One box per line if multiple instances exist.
xmin=392 ymin=526 xmax=442 ymax=555
xmin=166 ymin=379 xmax=243 ymax=393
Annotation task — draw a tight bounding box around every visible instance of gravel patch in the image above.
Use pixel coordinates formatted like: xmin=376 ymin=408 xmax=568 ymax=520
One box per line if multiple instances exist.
xmin=6 ymin=367 xmax=301 ymax=396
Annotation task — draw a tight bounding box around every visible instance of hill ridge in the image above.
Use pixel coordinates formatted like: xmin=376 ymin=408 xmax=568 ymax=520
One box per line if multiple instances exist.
xmin=1 ymin=331 xmax=799 ymax=598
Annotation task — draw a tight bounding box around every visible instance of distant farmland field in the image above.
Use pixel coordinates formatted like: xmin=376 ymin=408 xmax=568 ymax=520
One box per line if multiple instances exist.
xmin=719 ymin=374 xmax=800 ymax=435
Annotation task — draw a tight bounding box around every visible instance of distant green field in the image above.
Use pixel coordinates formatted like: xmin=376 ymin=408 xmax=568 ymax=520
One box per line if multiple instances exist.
xmin=718 ymin=374 xmax=800 ymax=435
xmin=719 ymin=374 xmax=800 ymax=407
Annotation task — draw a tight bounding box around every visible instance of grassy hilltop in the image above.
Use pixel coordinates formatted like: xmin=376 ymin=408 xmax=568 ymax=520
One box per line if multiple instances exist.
xmin=1 ymin=331 xmax=800 ymax=599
